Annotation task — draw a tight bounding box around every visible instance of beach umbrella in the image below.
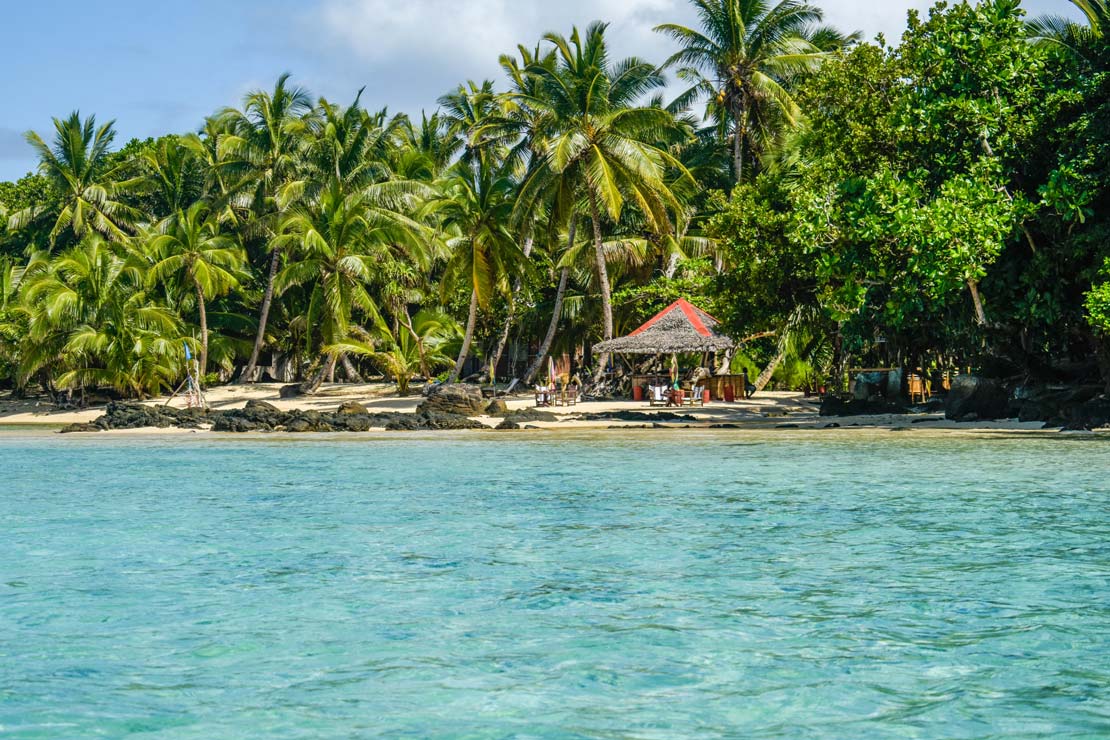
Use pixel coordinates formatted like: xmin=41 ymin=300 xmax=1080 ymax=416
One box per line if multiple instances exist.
xmin=670 ymin=353 xmax=679 ymax=389
xmin=548 ymin=355 xmax=557 ymax=386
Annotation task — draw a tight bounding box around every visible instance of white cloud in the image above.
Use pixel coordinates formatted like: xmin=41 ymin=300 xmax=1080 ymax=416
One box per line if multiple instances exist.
xmin=305 ymin=0 xmax=1081 ymax=113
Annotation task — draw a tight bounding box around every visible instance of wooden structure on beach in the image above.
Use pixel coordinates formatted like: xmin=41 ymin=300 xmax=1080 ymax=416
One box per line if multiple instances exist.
xmin=596 ymin=299 xmax=738 ymax=400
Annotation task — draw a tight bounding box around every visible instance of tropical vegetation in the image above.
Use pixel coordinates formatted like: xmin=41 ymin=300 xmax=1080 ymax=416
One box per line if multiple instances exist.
xmin=1 ymin=0 xmax=1108 ymax=402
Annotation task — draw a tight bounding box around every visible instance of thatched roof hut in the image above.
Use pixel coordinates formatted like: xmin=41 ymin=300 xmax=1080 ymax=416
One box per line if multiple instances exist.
xmin=594 ymin=299 xmax=735 ymax=354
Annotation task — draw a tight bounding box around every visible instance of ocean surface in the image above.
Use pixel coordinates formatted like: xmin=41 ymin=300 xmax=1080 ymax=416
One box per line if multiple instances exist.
xmin=1 ymin=428 xmax=1109 ymax=739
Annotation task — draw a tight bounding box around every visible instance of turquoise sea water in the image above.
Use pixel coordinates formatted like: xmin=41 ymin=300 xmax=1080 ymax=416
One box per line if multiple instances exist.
xmin=2 ymin=429 xmax=1109 ymax=739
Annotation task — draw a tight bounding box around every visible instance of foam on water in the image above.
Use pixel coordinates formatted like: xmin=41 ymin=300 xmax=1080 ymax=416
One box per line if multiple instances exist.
xmin=2 ymin=429 xmax=1109 ymax=738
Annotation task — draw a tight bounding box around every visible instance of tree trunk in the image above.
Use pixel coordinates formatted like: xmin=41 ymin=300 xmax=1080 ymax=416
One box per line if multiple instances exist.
xmin=588 ymin=191 xmax=614 ymax=383
xmin=483 ymin=235 xmax=533 ymax=383
xmin=754 ymin=346 xmax=786 ymax=393
xmin=732 ymin=120 xmax=744 ymax=186
xmin=754 ymin=329 xmax=789 ymax=392
xmin=239 ymin=246 xmax=281 ymax=383
xmin=194 ymin=279 xmax=208 ymax=379
xmin=300 ymin=352 xmax=337 ymax=395
xmin=398 ymin=307 xmax=430 ymax=379
xmin=341 ymin=353 xmax=363 ymax=383
xmin=449 ymin=288 xmax=479 ymax=383
xmin=523 ymin=266 xmax=570 ymax=385
xmin=967 ymin=278 xmax=987 ymax=325
xmin=664 ymin=250 xmax=680 ymax=280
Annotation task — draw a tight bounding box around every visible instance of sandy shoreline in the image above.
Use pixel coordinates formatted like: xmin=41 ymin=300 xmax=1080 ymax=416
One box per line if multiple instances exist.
xmin=0 ymin=382 xmax=1066 ymax=435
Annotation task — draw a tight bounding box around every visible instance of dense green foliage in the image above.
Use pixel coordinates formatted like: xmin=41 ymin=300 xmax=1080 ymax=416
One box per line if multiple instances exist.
xmin=1 ymin=0 xmax=1108 ymax=400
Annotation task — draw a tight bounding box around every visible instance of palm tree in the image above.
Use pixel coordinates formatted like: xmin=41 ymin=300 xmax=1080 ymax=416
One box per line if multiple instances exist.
xmin=435 ymin=160 xmax=528 ymax=382
xmin=19 ymin=235 xmax=184 ymax=398
xmin=274 ymin=172 xmax=429 ymax=393
xmin=138 ymin=136 xmax=205 ymax=217
xmin=515 ymin=23 xmax=692 ymax=374
xmin=333 ymin=310 xmax=457 ymax=394
xmin=655 ymin=0 xmax=829 ymax=183
xmin=1028 ymin=0 xmax=1108 ymax=64
xmin=146 ymin=202 xmax=245 ymax=376
xmin=222 ymin=74 xmax=314 ymax=382
xmin=9 ymin=113 xmax=144 ymax=245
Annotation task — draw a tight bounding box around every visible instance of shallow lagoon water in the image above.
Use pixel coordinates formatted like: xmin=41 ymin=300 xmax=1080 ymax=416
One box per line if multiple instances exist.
xmin=2 ymin=429 xmax=1109 ymax=738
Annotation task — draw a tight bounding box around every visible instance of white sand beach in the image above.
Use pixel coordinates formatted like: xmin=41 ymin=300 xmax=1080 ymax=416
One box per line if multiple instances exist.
xmin=0 ymin=383 xmax=1055 ymax=433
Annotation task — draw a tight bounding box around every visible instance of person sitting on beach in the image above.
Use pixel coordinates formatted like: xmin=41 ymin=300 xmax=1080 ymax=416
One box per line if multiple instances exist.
xmin=742 ymin=370 xmax=756 ymax=399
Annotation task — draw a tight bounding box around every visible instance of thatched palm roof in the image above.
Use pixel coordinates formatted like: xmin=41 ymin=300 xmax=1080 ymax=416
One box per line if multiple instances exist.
xmin=595 ymin=299 xmax=735 ymax=354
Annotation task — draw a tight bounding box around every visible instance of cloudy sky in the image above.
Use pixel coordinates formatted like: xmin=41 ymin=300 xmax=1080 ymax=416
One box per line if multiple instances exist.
xmin=0 ymin=0 xmax=1080 ymax=181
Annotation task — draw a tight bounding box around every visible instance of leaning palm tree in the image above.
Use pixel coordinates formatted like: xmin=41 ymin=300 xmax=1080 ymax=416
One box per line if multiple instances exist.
xmin=435 ymin=160 xmax=529 ymax=383
xmin=9 ymin=113 xmax=144 ymax=245
xmin=655 ymin=0 xmax=829 ymax=183
xmin=221 ymin=74 xmax=315 ymax=382
xmin=515 ymin=23 xmax=692 ymax=375
xmin=146 ymin=202 xmax=245 ymax=377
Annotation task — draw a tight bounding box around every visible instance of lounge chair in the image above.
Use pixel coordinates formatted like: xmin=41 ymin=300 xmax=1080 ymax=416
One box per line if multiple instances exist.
xmin=908 ymin=374 xmax=929 ymax=403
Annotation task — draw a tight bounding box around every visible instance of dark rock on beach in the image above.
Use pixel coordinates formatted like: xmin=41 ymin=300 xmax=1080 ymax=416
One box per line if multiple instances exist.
xmin=485 ymin=399 xmax=509 ymax=416
xmin=385 ymin=411 xmax=485 ymax=431
xmin=418 ymin=383 xmax=486 ymax=416
xmin=945 ymin=375 xmax=1009 ymax=421
xmin=579 ymin=410 xmax=695 ymax=422
xmin=499 ymin=408 xmax=558 ymax=423
xmin=336 ymin=401 xmax=369 ymax=415
xmin=60 ymin=422 xmax=103 ymax=434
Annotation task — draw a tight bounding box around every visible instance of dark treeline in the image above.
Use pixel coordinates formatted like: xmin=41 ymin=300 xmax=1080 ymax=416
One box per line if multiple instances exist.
xmin=0 ymin=0 xmax=1107 ymax=400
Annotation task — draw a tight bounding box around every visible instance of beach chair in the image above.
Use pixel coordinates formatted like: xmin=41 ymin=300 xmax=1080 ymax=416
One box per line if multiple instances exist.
xmin=534 ymin=385 xmax=552 ymax=407
xmin=907 ymin=374 xmax=929 ymax=404
xmin=687 ymin=385 xmax=705 ymax=407
xmin=562 ymin=384 xmax=579 ymax=407
xmin=648 ymin=385 xmax=667 ymax=406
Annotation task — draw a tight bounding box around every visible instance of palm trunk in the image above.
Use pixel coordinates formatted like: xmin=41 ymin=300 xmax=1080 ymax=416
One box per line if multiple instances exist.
xmin=194 ymin=279 xmax=208 ymax=379
xmin=664 ymin=250 xmax=680 ymax=280
xmin=732 ymin=121 xmax=743 ymax=185
xmin=731 ymin=96 xmax=749 ymax=186
xmin=341 ymin=353 xmax=363 ymax=383
xmin=398 ymin=307 xmax=430 ymax=380
xmin=523 ymin=266 xmax=570 ymax=384
xmin=483 ymin=236 xmax=533 ymax=383
xmin=754 ymin=329 xmax=789 ymax=393
xmin=754 ymin=346 xmax=786 ymax=393
xmin=239 ymin=246 xmax=281 ymax=383
xmin=968 ymin=278 xmax=987 ymax=325
xmin=588 ymin=192 xmax=614 ymax=382
xmin=300 ymin=352 xmax=337 ymax=395
xmin=449 ymin=289 xmax=479 ymax=383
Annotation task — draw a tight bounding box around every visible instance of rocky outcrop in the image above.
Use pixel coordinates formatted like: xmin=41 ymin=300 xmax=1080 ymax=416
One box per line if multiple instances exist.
xmin=336 ymin=401 xmax=369 ymax=415
xmin=63 ymin=399 xmax=489 ymax=434
xmin=485 ymin=399 xmax=509 ymax=416
xmin=417 ymin=383 xmax=486 ymax=416
xmin=578 ymin=410 xmax=696 ymax=422
xmin=59 ymin=402 xmax=209 ymax=432
xmin=944 ymin=375 xmax=1009 ymax=421
xmin=385 ymin=411 xmax=485 ymax=431
xmin=1012 ymin=385 xmax=1110 ymax=429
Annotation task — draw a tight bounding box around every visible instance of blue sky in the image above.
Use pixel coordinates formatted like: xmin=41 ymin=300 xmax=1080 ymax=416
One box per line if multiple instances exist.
xmin=0 ymin=0 xmax=1082 ymax=181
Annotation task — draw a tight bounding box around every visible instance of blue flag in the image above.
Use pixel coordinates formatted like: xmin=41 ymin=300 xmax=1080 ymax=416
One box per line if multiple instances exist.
xmin=184 ymin=342 xmax=192 ymax=361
